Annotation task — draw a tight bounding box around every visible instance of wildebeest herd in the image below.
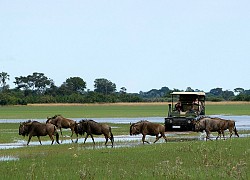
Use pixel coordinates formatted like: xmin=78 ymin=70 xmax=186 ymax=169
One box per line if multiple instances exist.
xmin=19 ymin=115 xmax=239 ymax=146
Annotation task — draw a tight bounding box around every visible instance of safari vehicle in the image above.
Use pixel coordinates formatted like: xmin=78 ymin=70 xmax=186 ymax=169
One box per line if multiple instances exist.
xmin=165 ymin=92 xmax=205 ymax=131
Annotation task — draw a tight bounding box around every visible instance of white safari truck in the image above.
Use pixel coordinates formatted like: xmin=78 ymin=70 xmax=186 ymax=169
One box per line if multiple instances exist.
xmin=165 ymin=92 xmax=205 ymax=131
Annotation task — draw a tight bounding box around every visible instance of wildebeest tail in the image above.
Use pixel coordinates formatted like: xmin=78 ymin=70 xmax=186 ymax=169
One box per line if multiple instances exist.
xmin=56 ymin=132 xmax=60 ymax=144
xmin=54 ymin=126 xmax=60 ymax=144
xmin=109 ymin=127 xmax=114 ymax=146
xmin=233 ymin=122 xmax=239 ymax=137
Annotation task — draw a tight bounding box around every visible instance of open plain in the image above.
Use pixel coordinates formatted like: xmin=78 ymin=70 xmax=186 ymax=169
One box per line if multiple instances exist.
xmin=0 ymin=102 xmax=249 ymax=179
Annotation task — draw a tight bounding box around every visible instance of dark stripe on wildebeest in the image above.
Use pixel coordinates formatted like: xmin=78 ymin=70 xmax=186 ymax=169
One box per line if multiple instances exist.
xmin=130 ymin=120 xmax=167 ymax=144
xmin=193 ymin=117 xmax=239 ymax=141
xmin=74 ymin=119 xmax=114 ymax=147
xmin=19 ymin=120 xmax=60 ymax=145
xmin=46 ymin=115 xmax=77 ymax=142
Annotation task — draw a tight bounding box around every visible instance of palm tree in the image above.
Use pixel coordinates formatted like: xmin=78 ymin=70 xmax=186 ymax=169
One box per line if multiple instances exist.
xmin=0 ymin=72 xmax=10 ymax=91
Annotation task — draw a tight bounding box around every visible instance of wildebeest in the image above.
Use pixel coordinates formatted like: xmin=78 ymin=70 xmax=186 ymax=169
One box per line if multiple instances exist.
xmin=19 ymin=120 xmax=60 ymax=145
xmin=130 ymin=120 xmax=167 ymax=144
xmin=193 ymin=117 xmax=239 ymax=141
xmin=46 ymin=115 xmax=76 ymax=142
xmin=219 ymin=118 xmax=239 ymax=138
xmin=75 ymin=119 xmax=114 ymax=147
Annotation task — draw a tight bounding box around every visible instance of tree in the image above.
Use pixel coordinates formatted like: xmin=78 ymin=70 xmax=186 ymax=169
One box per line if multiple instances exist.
xmin=94 ymin=78 xmax=116 ymax=94
xmin=64 ymin=77 xmax=86 ymax=94
xmin=14 ymin=72 xmax=53 ymax=93
xmin=234 ymin=88 xmax=245 ymax=95
xmin=209 ymin=88 xmax=223 ymax=96
xmin=0 ymin=72 xmax=10 ymax=91
xmin=185 ymin=87 xmax=194 ymax=92
xmin=120 ymin=87 xmax=127 ymax=94
xmin=222 ymin=90 xmax=234 ymax=100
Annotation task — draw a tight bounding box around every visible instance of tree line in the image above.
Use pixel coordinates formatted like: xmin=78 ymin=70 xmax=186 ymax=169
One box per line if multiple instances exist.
xmin=0 ymin=71 xmax=250 ymax=105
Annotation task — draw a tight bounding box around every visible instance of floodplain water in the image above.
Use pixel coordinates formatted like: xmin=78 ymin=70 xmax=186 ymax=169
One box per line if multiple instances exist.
xmin=0 ymin=115 xmax=250 ymax=150
xmin=0 ymin=115 xmax=249 ymax=128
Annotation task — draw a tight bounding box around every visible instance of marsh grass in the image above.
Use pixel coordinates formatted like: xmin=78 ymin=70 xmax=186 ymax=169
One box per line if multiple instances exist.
xmin=0 ymin=138 xmax=249 ymax=179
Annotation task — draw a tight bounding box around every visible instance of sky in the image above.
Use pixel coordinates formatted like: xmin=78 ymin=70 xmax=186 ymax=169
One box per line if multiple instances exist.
xmin=0 ymin=1 xmax=250 ymax=93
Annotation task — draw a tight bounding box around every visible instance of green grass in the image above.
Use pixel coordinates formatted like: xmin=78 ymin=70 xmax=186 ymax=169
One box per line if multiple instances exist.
xmin=0 ymin=138 xmax=249 ymax=179
xmin=206 ymin=103 xmax=250 ymax=116
xmin=1 ymin=103 xmax=250 ymax=120
xmin=0 ymin=104 xmax=167 ymax=119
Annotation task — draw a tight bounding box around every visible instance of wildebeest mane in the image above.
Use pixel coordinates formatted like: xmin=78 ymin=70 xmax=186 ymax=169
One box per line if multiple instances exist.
xmin=79 ymin=119 xmax=97 ymax=124
xmin=52 ymin=114 xmax=61 ymax=119
xmin=195 ymin=115 xmax=211 ymax=121
xmin=23 ymin=120 xmax=32 ymax=124
xmin=133 ymin=120 xmax=149 ymax=124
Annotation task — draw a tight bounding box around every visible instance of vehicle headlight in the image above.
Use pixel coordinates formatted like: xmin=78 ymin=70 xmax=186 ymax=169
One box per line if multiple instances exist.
xmin=187 ymin=120 xmax=191 ymax=123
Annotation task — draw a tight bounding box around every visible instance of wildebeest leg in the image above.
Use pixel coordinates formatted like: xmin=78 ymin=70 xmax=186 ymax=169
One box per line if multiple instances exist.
xmin=37 ymin=136 xmax=42 ymax=145
xmin=75 ymin=133 xmax=79 ymax=143
xmin=142 ymin=134 xmax=150 ymax=144
xmin=84 ymin=134 xmax=93 ymax=144
xmin=154 ymin=135 xmax=160 ymax=143
xmin=27 ymin=135 xmax=32 ymax=145
xmin=162 ymin=133 xmax=167 ymax=142
xmin=55 ymin=132 xmax=60 ymax=144
xmin=229 ymin=128 xmax=233 ymax=138
xmin=104 ymin=134 xmax=109 ymax=146
xmin=59 ymin=127 xmax=64 ymax=143
xmin=205 ymin=131 xmax=212 ymax=141
xmin=216 ymin=131 xmax=221 ymax=140
xmin=70 ymin=128 xmax=74 ymax=143
xmin=49 ymin=134 xmax=54 ymax=145
xmin=90 ymin=134 xmax=95 ymax=144
xmin=84 ymin=134 xmax=88 ymax=143
xmin=221 ymin=130 xmax=226 ymax=140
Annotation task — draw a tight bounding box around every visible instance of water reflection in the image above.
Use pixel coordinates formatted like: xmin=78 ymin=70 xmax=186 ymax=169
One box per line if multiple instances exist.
xmin=1 ymin=132 xmax=249 ymax=150
xmin=0 ymin=156 xmax=19 ymax=161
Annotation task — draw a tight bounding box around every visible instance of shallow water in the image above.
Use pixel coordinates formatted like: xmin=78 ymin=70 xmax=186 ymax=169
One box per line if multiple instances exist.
xmin=1 ymin=115 xmax=250 ymax=129
xmin=0 ymin=115 xmax=250 ymax=150
xmin=1 ymin=132 xmax=249 ymax=150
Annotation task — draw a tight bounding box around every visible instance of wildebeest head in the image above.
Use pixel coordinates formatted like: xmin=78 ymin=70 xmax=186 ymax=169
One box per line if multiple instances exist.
xmin=19 ymin=120 xmax=32 ymax=136
xmin=130 ymin=123 xmax=142 ymax=135
xmin=46 ymin=117 xmax=51 ymax=124
xmin=193 ymin=119 xmax=206 ymax=132
xmin=75 ymin=120 xmax=88 ymax=135
xmin=193 ymin=121 xmax=201 ymax=132
xmin=46 ymin=115 xmax=60 ymax=124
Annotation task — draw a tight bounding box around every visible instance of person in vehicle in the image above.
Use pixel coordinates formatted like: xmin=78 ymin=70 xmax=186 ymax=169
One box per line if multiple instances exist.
xmin=174 ymin=101 xmax=183 ymax=112
xmin=191 ymin=98 xmax=204 ymax=115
